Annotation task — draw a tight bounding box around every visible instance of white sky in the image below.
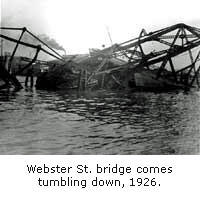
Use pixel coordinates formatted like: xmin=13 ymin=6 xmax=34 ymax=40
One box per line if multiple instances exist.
xmin=1 ymin=0 xmax=200 ymax=54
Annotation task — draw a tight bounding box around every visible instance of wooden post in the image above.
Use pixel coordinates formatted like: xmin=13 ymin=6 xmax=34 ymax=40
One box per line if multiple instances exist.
xmin=101 ymin=63 xmax=108 ymax=88
xmin=78 ymin=70 xmax=82 ymax=91
xmin=0 ymin=64 xmax=22 ymax=90
xmin=1 ymin=39 xmax=3 ymax=57
xmin=25 ymin=66 xmax=34 ymax=87
xmin=84 ymin=70 xmax=87 ymax=90
xmin=101 ymin=73 xmax=105 ymax=88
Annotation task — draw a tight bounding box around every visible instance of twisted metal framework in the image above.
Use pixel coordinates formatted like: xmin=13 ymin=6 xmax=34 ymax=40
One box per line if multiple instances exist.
xmin=90 ymin=23 xmax=200 ymax=89
xmin=0 ymin=27 xmax=65 ymax=90
xmin=1 ymin=23 xmax=200 ymax=91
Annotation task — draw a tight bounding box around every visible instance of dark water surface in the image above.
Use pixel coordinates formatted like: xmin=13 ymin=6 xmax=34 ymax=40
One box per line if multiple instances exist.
xmin=0 ymin=87 xmax=200 ymax=154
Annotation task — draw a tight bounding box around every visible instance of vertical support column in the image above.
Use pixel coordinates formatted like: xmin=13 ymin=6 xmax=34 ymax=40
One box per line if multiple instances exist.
xmin=8 ymin=27 xmax=26 ymax=73
xmin=156 ymin=58 xmax=168 ymax=79
xmin=101 ymin=63 xmax=108 ymax=88
xmin=84 ymin=70 xmax=87 ymax=90
xmin=15 ymin=45 xmax=41 ymax=75
xmin=138 ymin=29 xmax=146 ymax=58
xmin=183 ymin=26 xmax=200 ymax=86
xmin=78 ymin=69 xmax=83 ymax=91
xmin=186 ymin=49 xmax=200 ymax=86
xmin=190 ymin=64 xmax=200 ymax=87
xmin=25 ymin=65 xmax=34 ymax=88
xmin=182 ymin=29 xmax=195 ymax=68
xmin=0 ymin=39 xmax=3 ymax=57
xmin=189 ymin=50 xmax=200 ymax=87
xmin=156 ymin=28 xmax=181 ymax=79
xmin=169 ymin=58 xmax=177 ymax=82
xmin=101 ymin=73 xmax=105 ymax=88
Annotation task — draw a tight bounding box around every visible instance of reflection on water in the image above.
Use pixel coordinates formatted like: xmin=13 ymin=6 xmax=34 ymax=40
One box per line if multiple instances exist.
xmin=0 ymin=87 xmax=200 ymax=154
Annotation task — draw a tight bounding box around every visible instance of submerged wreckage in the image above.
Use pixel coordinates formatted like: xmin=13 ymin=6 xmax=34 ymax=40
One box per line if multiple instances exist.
xmin=1 ymin=23 xmax=200 ymax=92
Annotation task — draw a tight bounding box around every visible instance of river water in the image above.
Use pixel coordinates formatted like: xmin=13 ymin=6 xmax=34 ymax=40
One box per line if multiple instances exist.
xmin=0 ymin=86 xmax=200 ymax=154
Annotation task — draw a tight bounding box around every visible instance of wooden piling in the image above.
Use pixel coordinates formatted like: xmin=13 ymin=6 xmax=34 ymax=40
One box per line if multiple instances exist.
xmin=78 ymin=70 xmax=82 ymax=91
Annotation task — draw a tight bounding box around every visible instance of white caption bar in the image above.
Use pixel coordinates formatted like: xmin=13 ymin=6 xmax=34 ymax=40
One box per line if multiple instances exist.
xmin=0 ymin=155 xmax=199 ymax=198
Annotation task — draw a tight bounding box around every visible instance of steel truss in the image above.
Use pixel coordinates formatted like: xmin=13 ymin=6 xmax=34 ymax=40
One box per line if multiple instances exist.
xmin=0 ymin=27 xmax=64 ymax=90
xmin=90 ymin=23 xmax=200 ymax=89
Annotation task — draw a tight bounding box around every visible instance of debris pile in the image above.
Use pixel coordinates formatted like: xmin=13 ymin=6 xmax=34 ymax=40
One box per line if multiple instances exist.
xmin=35 ymin=61 xmax=78 ymax=90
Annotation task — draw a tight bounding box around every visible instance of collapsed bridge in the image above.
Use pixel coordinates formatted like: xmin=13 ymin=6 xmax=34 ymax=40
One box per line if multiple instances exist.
xmin=1 ymin=23 xmax=200 ymax=91
xmin=86 ymin=23 xmax=200 ymax=90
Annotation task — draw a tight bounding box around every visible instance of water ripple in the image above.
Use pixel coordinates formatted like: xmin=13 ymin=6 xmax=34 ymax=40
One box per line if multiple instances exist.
xmin=0 ymin=87 xmax=200 ymax=154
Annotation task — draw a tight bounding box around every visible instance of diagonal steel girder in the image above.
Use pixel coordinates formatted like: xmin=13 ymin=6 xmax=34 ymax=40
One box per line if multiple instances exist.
xmin=101 ymin=23 xmax=190 ymax=54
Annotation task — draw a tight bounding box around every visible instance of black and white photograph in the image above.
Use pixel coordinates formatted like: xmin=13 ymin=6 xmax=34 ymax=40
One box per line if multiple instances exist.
xmin=0 ymin=0 xmax=200 ymax=155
